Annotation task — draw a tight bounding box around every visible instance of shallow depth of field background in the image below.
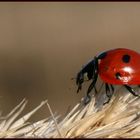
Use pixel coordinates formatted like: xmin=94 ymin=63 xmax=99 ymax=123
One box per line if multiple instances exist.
xmin=0 ymin=2 xmax=140 ymax=121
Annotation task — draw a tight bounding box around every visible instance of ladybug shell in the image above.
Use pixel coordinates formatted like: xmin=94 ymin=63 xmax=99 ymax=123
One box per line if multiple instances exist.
xmin=98 ymin=48 xmax=140 ymax=85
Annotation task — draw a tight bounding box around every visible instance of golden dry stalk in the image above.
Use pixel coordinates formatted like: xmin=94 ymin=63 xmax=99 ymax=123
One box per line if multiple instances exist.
xmin=1 ymin=86 xmax=140 ymax=138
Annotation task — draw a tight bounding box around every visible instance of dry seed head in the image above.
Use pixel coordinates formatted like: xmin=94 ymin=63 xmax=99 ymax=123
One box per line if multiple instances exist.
xmin=0 ymin=87 xmax=140 ymax=138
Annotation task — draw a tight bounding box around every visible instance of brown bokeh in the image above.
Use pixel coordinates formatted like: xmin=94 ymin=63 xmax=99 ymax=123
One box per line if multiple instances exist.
xmin=0 ymin=2 xmax=140 ymax=121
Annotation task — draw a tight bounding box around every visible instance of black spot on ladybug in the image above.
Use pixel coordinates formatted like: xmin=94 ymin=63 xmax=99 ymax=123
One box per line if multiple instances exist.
xmin=115 ymin=72 xmax=121 ymax=79
xmin=98 ymin=52 xmax=107 ymax=59
xmin=122 ymin=54 xmax=131 ymax=63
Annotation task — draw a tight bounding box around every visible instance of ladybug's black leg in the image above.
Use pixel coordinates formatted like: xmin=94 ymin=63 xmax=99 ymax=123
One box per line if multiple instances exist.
xmin=94 ymin=86 xmax=98 ymax=94
xmin=124 ymin=85 xmax=140 ymax=97
xmin=115 ymin=73 xmax=139 ymax=97
xmin=84 ymin=57 xmax=98 ymax=105
xmin=84 ymin=74 xmax=98 ymax=105
xmin=87 ymin=74 xmax=98 ymax=94
xmin=103 ymin=83 xmax=114 ymax=104
xmin=104 ymin=83 xmax=111 ymax=104
xmin=110 ymin=84 xmax=115 ymax=93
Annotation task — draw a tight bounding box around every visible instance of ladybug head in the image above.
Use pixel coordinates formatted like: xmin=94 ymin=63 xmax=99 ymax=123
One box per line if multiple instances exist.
xmin=76 ymin=58 xmax=98 ymax=93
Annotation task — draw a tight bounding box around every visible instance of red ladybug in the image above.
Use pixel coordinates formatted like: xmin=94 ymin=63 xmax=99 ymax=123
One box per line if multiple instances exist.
xmin=76 ymin=48 xmax=140 ymax=104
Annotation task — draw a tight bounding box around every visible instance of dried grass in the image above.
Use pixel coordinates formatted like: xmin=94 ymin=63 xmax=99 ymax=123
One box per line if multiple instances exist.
xmin=1 ymin=86 xmax=140 ymax=138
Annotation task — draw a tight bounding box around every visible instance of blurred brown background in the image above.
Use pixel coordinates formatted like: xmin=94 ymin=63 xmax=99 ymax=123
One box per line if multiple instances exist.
xmin=0 ymin=2 xmax=140 ymax=121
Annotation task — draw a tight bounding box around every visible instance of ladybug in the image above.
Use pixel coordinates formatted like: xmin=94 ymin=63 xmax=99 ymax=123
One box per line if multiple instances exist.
xmin=76 ymin=48 xmax=140 ymax=105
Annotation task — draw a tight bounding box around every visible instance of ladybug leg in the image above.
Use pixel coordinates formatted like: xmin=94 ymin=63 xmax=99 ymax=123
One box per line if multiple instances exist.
xmin=84 ymin=57 xmax=99 ymax=105
xmin=124 ymin=85 xmax=140 ymax=97
xmin=84 ymin=76 xmax=98 ymax=105
xmin=103 ymin=83 xmax=114 ymax=104
xmin=87 ymin=74 xmax=98 ymax=94
xmin=115 ymin=74 xmax=139 ymax=97
xmin=110 ymin=84 xmax=115 ymax=92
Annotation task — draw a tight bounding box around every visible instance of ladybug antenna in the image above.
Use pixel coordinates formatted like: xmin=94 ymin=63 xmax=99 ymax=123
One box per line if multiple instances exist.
xmin=71 ymin=77 xmax=76 ymax=80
